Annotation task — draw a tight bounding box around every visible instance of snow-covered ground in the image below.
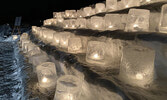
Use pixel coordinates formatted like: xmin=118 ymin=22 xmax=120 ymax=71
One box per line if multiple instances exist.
xmin=0 ymin=25 xmax=26 ymax=100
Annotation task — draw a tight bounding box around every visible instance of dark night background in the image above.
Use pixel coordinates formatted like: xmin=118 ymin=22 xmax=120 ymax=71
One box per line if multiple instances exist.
xmin=0 ymin=0 xmax=104 ymax=27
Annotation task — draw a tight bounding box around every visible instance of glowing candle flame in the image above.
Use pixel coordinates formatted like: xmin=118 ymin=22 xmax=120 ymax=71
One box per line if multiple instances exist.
xmin=93 ymin=53 xmax=100 ymax=59
xmin=56 ymin=40 xmax=59 ymax=43
xmin=133 ymin=24 xmax=139 ymax=28
xmin=98 ymin=10 xmax=102 ymax=12
xmin=42 ymin=77 xmax=48 ymax=83
xmin=63 ymin=41 xmax=67 ymax=45
xmin=58 ymin=19 xmax=63 ymax=22
xmin=108 ymin=25 xmax=113 ymax=28
xmin=125 ymin=5 xmax=129 ymax=8
xmin=146 ymin=0 xmax=151 ymax=2
xmin=13 ymin=36 xmax=18 ymax=40
xmin=136 ymin=73 xmax=143 ymax=80
xmin=95 ymin=25 xmax=99 ymax=28
xmin=65 ymin=25 xmax=68 ymax=28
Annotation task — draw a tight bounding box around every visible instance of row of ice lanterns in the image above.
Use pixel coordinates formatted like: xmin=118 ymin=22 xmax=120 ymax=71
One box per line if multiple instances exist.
xmin=45 ymin=8 xmax=150 ymax=32
xmin=31 ymin=26 xmax=156 ymax=88
xmin=45 ymin=3 xmax=167 ymax=33
xmin=32 ymin=26 xmax=122 ymax=66
xmin=53 ymin=0 xmax=152 ymax=19
xmin=20 ymin=31 xmax=154 ymax=100
xmin=20 ymin=33 xmax=87 ymax=100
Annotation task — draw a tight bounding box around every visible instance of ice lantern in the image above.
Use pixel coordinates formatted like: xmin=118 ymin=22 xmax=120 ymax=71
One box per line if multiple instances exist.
xmin=86 ymin=41 xmax=106 ymax=65
xmin=159 ymin=4 xmax=167 ymax=33
xmin=53 ymin=12 xmax=64 ymax=18
xmin=125 ymin=9 xmax=150 ymax=32
xmin=37 ymin=62 xmax=57 ymax=90
xmin=20 ymin=33 xmax=29 ymax=42
xmin=65 ymin=10 xmax=77 ymax=18
xmin=68 ymin=36 xmax=87 ymax=54
xmin=27 ymin=47 xmax=42 ymax=57
xmin=106 ymin=0 xmax=117 ymax=11
xmin=52 ymin=32 xmax=61 ymax=47
xmin=69 ymin=19 xmax=77 ymax=29
xmin=42 ymin=29 xmax=55 ymax=44
xmin=77 ymin=10 xmax=84 ymax=18
xmin=60 ymin=32 xmax=73 ymax=49
xmin=121 ymin=0 xmax=140 ymax=8
xmin=76 ymin=18 xmax=86 ymax=29
xmin=43 ymin=19 xmax=53 ymax=26
xmin=83 ymin=7 xmax=93 ymax=17
xmin=104 ymin=14 xmax=121 ymax=31
xmin=24 ymin=43 xmax=36 ymax=54
xmin=119 ymin=44 xmax=155 ymax=87
xmin=95 ymin=3 xmax=106 ymax=13
xmin=63 ymin=20 xmax=70 ymax=28
xmin=91 ymin=16 xmax=105 ymax=30
xmin=54 ymin=75 xmax=82 ymax=100
xmin=21 ymin=40 xmax=30 ymax=50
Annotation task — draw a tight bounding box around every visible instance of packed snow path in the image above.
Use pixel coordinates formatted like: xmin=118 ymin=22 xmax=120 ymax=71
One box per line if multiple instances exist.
xmin=0 ymin=42 xmax=25 ymax=100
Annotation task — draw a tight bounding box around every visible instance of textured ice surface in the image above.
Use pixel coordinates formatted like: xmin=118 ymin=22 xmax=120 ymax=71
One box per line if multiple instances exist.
xmin=125 ymin=9 xmax=150 ymax=32
xmin=28 ymin=53 xmax=50 ymax=69
xmin=119 ymin=43 xmax=155 ymax=87
xmin=54 ymin=75 xmax=82 ymax=100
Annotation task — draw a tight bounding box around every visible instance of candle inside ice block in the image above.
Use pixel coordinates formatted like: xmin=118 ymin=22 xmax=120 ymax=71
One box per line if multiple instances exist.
xmin=36 ymin=62 xmax=57 ymax=89
xmin=91 ymin=16 xmax=105 ymax=30
xmin=83 ymin=7 xmax=93 ymax=16
xmin=104 ymin=14 xmax=121 ymax=30
xmin=125 ymin=9 xmax=150 ymax=32
xmin=95 ymin=3 xmax=106 ymax=13
xmin=119 ymin=44 xmax=155 ymax=87
xmin=69 ymin=19 xmax=77 ymax=29
xmin=77 ymin=10 xmax=84 ymax=18
xmin=60 ymin=32 xmax=73 ymax=49
xmin=68 ymin=37 xmax=82 ymax=53
xmin=86 ymin=41 xmax=106 ymax=65
xmin=91 ymin=52 xmax=101 ymax=60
